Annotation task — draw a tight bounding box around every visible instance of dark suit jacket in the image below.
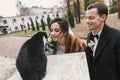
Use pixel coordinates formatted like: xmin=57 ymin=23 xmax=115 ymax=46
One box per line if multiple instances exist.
xmin=85 ymin=24 xmax=120 ymax=80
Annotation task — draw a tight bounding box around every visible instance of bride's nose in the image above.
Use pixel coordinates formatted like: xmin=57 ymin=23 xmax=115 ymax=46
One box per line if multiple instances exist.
xmin=51 ymin=31 xmax=56 ymax=35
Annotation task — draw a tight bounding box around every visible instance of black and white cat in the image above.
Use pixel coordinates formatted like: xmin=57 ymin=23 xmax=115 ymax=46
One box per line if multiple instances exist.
xmin=16 ymin=32 xmax=47 ymax=80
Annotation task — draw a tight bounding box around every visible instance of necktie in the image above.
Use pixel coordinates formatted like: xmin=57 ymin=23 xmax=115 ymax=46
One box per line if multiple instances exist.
xmin=91 ymin=34 xmax=99 ymax=40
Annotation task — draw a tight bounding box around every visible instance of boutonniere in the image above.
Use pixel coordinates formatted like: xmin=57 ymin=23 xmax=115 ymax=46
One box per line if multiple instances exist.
xmin=87 ymin=37 xmax=97 ymax=49
xmin=88 ymin=40 xmax=95 ymax=49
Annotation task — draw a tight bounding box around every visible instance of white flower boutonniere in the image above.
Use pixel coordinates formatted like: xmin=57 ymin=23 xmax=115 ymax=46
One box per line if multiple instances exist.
xmin=88 ymin=40 xmax=95 ymax=49
xmin=88 ymin=37 xmax=97 ymax=49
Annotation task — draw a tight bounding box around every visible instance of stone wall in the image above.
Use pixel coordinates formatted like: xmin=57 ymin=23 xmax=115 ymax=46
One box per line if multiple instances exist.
xmin=4 ymin=52 xmax=90 ymax=80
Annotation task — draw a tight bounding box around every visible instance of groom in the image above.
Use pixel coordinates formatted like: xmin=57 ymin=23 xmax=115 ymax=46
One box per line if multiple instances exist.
xmin=85 ymin=2 xmax=120 ymax=80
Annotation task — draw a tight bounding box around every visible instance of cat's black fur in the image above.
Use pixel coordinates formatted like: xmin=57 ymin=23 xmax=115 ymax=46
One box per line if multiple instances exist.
xmin=16 ymin=32 xmax=47 ymax=80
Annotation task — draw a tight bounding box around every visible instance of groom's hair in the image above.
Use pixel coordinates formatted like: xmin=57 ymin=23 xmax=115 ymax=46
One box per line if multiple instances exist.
xmin=87 ymin=2 xmax=108 ymax=17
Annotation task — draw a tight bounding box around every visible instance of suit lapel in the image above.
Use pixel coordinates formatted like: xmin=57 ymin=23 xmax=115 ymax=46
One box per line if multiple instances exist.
xmin=94 ymin=24 xmax=110 ymax=61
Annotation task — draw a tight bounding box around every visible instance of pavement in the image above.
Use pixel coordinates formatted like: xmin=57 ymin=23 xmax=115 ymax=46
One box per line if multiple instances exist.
xmin=0 ymin=36 xmax=30 ymax=57
xmin=0 ymin=36 xmax=30 ymax=80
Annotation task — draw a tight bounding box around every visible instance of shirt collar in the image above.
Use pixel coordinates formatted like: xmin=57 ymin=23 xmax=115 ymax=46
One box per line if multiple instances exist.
xmin=92 ymin=27 xmax=103 ymax=37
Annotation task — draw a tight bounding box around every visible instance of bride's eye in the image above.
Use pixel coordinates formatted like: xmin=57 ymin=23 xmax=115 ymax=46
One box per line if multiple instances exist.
xmin=55 ymin=29 xmax=60 ymax=32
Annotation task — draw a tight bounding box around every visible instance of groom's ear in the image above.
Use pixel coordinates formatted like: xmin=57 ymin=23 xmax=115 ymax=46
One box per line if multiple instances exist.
xmin=101 ymin=14 xmax=107 ymax=22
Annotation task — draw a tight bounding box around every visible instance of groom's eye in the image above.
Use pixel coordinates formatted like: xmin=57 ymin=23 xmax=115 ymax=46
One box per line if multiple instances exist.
xmin=89 ymin=16 xmax=95 ymax=20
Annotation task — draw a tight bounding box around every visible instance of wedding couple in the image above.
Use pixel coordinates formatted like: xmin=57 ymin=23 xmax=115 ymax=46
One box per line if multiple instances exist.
xmin=46 ymin=2 xmax=120 ymax=80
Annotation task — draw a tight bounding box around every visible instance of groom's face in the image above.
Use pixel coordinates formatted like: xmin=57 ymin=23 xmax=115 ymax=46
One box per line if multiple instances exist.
xmin=85 ymin=8 xmax=105 ymax=33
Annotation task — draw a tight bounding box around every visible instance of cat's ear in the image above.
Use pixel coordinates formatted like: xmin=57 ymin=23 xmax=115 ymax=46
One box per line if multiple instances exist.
xmin=44 ymin=32 xmax=48 ymax=39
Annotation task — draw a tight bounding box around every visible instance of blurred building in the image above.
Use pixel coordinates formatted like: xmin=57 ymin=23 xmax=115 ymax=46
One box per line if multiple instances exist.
xmin=0 ymin=5 xmax=64 ymax=34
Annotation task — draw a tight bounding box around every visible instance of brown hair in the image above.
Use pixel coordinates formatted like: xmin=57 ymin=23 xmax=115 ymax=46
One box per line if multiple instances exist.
xmin=87 ymin=2 xmax=108 ymax=17
xmin=49 ymin=17 xmax=69 ymax=33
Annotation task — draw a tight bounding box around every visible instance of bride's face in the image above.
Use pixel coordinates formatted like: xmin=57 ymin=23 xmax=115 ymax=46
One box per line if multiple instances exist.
xmin=50 ymin=22 xmax=65 ymax=45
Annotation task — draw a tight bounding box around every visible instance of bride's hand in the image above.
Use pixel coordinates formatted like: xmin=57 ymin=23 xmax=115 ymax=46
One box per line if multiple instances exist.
xmin=57 ymin=32 xmax=65 ymax=45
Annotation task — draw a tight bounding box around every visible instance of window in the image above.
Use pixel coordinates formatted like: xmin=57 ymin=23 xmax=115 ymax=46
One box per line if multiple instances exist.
xmin=14 ymin=26 xmax=18 ymax=31
xmin=21 ymin=18 xmax=24 ymax=21
xmin=42 ymin=15 xmax=44 ymax=18
xmin=53 ymin=14 xmax=54 ymax=17
xmin=36 ymin=16 xmax=38 ymax=19
xmin=29 ymin=17 xmax=31 ymax=19
xmin=23 ymin=25 xmax=26 ymax=28
xmin=2 ymin=20 xmax=7 ymax=24
xmin=13 ymin=19 xmax=16 ymax=23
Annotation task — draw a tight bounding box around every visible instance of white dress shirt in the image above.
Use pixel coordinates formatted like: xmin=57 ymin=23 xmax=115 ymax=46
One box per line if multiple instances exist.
xmin=92 ymin=29 xmax=103 ymax=56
